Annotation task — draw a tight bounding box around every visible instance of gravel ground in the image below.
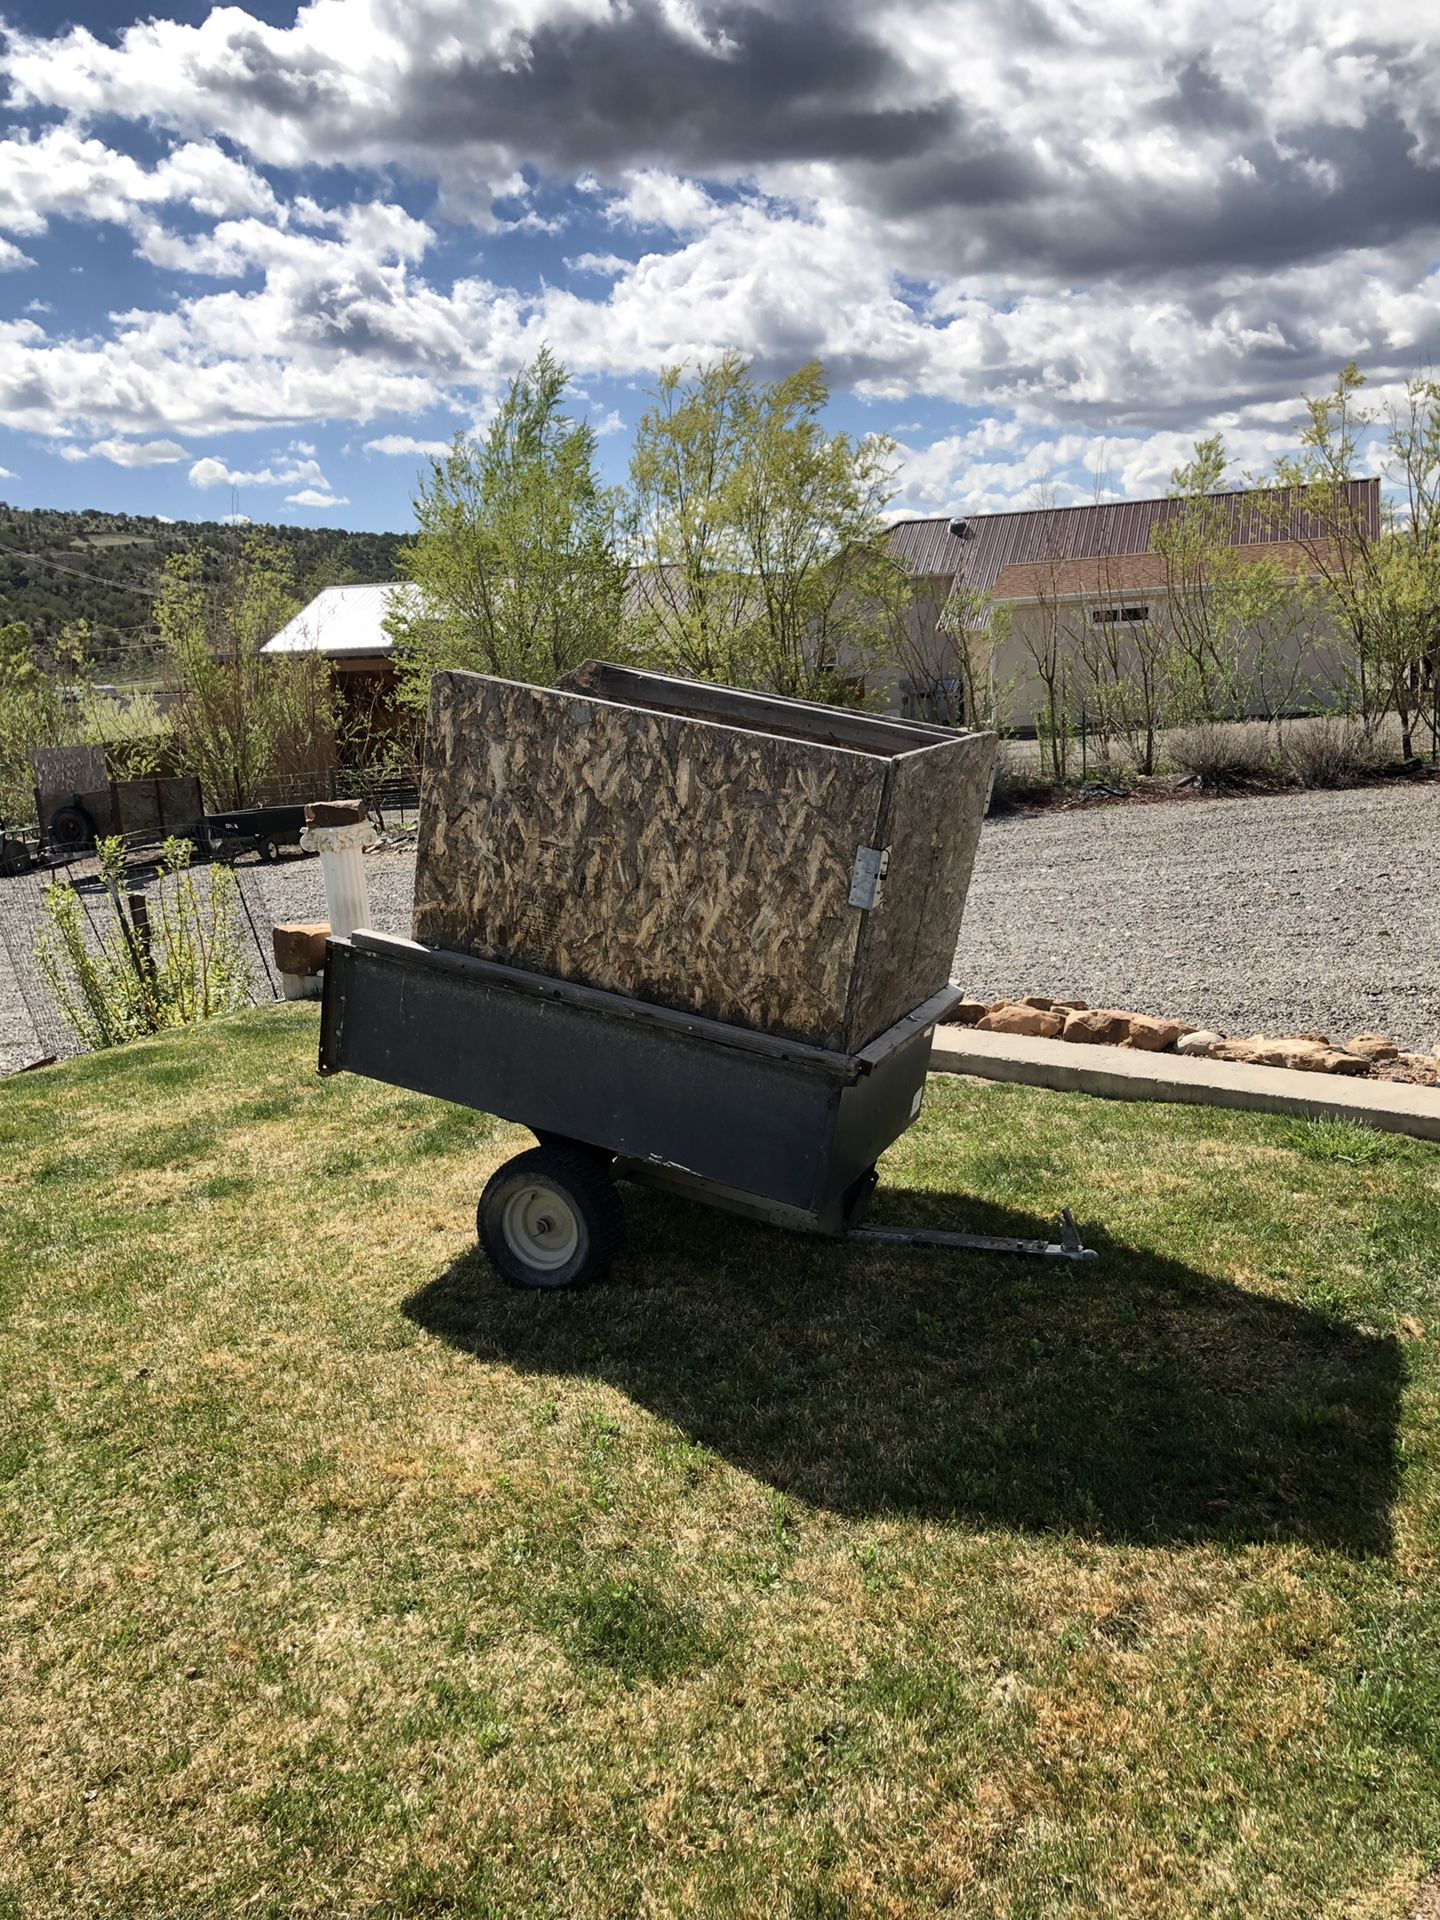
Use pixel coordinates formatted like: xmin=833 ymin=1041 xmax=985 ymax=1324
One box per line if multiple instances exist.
xmin=957 ymin=782 xmax=1440 ymax=1054
xmin=4 ymin=786 xmax=1437 ymax=1072
xmin=245 ymin=843 xmax=417 ymax=943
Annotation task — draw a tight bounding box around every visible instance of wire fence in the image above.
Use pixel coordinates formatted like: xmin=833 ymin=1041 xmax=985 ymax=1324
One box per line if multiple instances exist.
xmin=0 ymin=839 xmax=282 ymax=1076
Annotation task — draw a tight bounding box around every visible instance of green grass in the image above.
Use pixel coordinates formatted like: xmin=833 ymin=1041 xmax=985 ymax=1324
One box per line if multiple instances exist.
xmin=2 ymin=1003 xmax=1439 ymax=1918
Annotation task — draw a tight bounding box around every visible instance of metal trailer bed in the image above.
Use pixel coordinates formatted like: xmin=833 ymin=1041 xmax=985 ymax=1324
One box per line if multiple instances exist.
xmin=319 ymin=929 xmax=1095 ymax=1288
xmin=201 ymin=802 xmax=311 ymax=864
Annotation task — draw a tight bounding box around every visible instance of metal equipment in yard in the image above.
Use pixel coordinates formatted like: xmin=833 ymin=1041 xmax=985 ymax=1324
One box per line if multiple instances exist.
xmin=315 ymin=663 xmax=1096 ymax=1287
xmin=29 ymin=747 xmax=206 ymax=863
xmin=317 ymin=934 xmax=1095 ymax=1288
xmin=199 ymin=802 xmax=311 ymax=863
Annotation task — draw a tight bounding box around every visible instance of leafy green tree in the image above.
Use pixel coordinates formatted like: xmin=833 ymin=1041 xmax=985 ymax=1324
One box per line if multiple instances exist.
xmin=157 ymin=537 xmax=337 ymax=809
xmin=627 ymin=356 xmax=909 ymax=704
xmin=1154 ymin=435 xmax=1327 ymax=730
xmin=388 ymin=348 xmax=630 ymax=702
xmin=1271 ymin=363 xmax=1440 ymax=755
xmin=0 ymin=620 xmax=68 ymax=824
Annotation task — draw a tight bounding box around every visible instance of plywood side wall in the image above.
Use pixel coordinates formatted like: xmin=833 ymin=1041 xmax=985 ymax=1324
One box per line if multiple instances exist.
xmin=412 ymin=672 xmax=890 ymax=1049
xmin=844 ymin=730 xmax=996 ymax=1047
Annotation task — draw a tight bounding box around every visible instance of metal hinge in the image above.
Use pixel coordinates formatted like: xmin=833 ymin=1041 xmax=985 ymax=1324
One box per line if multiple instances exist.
xmin=848 ymin=844 xmax=890 ymax=910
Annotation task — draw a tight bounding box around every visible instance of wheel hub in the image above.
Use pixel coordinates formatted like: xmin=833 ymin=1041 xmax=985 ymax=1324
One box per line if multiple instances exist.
xmin=501 ymin=1183 xmax=580 ymax=1271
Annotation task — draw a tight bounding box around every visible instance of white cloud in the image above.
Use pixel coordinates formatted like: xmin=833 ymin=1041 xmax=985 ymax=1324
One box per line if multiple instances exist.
xmin=285 ymin=487 xmax=350 ymax=508
xmin=0 ymin=239 xmax=34 ymax=271
xmin=564 ymin=251 xmax=632 ymax=277
xmin=364 ymin=433 xmax=451 ymax=456
xmin=0 ymin=127 xmax=276 ymax=242
xmin=605 ymin=170 xmax=716 ymax=233
xmin=81 ymin=437 xmax=190 ymax=468
xmin=189 ymin=454 xmax=329 ymax=489
xmin=0 ymin=465 xmax=14 ymax=479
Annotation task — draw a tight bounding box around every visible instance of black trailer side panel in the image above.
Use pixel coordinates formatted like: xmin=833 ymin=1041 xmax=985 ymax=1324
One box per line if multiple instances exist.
xmin=322 ymin=936 xmax=847 ymax=1211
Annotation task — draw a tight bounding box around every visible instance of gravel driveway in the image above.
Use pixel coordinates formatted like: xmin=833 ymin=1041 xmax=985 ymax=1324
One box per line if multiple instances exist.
xmin=957 ymin=782 xmax=1440 ymax=1054
xmin=4 ymin=784 xmax=1437 ymax=1072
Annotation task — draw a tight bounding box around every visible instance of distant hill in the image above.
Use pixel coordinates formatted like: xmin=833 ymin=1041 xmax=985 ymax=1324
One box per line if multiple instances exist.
xmin=0 ymin=503 xmax=413 ymax=678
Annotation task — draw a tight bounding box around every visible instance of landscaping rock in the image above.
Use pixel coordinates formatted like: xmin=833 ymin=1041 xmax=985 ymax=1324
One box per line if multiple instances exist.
xmin=1346 ymin=1032 xmax=1400 ymax=1063
xmin=1019 ymin=995 xmax=1055 ymax=1011
xmin=978 ymin=1004 xmax=1065 ymax=1039
xmin=1051 ymin=999 xmax=1088 ymax=1012
xmin=1176 ymin=1030 xmax=1224 ymax=1057
xmin=1119 ymin=1014 xmax=1183 ymax=1052
xmin=305 ymin=798 xmax=368 ymax=829
xmin=1212 ymin=1035 xmax=1370 ymax=1075
xmin=272 ymin=921 xmax=330 ymax=976
xmin=1376 ymin=1054 xmax=1440 ymax=1087
xmin=941 ymin=998 xmax=986 ymax=1026
xmin=1061 ymin=1008 xmax=1132 ymax=1046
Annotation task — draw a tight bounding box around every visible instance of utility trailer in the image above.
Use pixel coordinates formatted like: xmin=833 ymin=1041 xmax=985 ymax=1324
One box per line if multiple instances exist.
xmin=319 ymin=929 xmax=1095 ymax=1289
xmin=200 ymin=802 xmax=311 ymax=863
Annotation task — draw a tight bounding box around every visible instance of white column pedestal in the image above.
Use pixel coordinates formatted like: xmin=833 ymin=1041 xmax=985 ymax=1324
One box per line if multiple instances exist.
xmin=300 ymin=819 xmax=376 ymax=938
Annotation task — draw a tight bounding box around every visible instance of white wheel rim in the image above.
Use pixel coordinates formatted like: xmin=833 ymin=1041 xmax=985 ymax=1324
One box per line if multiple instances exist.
xmin=500 ymin=1182 xmax=581 ymax=1272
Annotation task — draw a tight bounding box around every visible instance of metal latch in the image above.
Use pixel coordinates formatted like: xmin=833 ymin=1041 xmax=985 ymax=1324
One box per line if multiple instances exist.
xmin=848 ymin=844 xmax=890 ymax=910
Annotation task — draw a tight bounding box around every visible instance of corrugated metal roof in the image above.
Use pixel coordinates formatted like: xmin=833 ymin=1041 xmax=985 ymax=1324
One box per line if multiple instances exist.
xmin=262 ymin=582 xmax=419 ymax=657
xmin=887 ymin=479 xmax=1381 ymax=596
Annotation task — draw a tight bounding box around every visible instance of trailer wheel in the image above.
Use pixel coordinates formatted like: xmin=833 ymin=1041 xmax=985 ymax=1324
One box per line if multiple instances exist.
xmin=477 ymin=1146 xmax=625 ymax=1290
xmin=258 ymin=836 xmax=279 ymax=863
xmin=49 ymin=803 xmax=96 ymax=851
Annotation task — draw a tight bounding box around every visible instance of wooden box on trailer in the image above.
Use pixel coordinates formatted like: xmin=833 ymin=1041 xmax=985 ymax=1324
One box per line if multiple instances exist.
xmin=411 ymin=661 xmax=996 ymax=1053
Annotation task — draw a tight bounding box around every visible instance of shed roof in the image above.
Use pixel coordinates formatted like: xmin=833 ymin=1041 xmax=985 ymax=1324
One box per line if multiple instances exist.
xmin=262 ymin=582 xmax=419 ymax=658
xmin=887 ymin=479 xmax=1381 ymax=597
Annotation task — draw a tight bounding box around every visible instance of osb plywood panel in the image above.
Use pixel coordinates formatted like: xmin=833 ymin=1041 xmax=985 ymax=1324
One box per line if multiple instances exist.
xmin=413 ymin=671 xmax=890 ymax=1049
xmin=843 ymin=730 xmax=996 ymax=1048
xmin=30 ymin=743 xmax=107 ymax=799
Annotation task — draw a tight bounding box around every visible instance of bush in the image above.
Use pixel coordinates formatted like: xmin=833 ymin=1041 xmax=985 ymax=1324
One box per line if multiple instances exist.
xmin=1283 ymin=716 xmax=1385 ymax=789
xmin=986 ymin=744 xmax=1058 ymax=813
xmin=77 ymin=691 xmax=172 ymax=780
xmin=35 ymin=836 xmax=252 ymax=1050
xmin=1168 ymin=721 xmax=1286 ymax=790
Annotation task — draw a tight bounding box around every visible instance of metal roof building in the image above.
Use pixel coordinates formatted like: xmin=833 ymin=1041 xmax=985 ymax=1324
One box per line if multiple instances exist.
xmin=886 ymin=479 xmax=1381 ymax=600
xmin=262 ymin=583 xmax=420 ymax=661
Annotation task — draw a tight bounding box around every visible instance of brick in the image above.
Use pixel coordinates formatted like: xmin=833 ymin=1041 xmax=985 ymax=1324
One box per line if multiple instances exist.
xmin=305 ymin=798 xmax=368 ymax=828
xmin=272 ymin=921 xmax=330 ymax=975
xmin=1062 ymin=1008 xmax=1132 ymax=1046
xmin=978 ymin=1004 xmax=1065 ymax=1039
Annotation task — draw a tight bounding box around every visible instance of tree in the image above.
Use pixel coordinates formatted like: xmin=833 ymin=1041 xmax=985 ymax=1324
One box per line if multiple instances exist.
xmin=158 ymin=537 xmax=336 ymax=810
xmin=1380 ymin=376 xmax=1440 ymax=758
xmin=628 ymin=356 xmax=909 ymax=705
xmin=1268 ymin=363 xmax=1388 ymax=730
xmin=388 ymin=348 xmax=630 ymax=703
xmin=1270 ymin=364 xmax=1440 ymax=757
xmin=0 ymin=620 xmax=74 ymax=825
xmin=1155 ymin=435 xmax=1326 ymax=733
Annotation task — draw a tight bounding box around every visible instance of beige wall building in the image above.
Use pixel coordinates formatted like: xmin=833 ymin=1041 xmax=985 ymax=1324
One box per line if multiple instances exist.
xmin=885 ymin=482 xmax=1379 ymax=732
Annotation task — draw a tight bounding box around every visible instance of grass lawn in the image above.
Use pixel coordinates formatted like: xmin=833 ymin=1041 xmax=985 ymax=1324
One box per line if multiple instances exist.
xmin=3 ymin=1004 xmax=1439 ymax=1918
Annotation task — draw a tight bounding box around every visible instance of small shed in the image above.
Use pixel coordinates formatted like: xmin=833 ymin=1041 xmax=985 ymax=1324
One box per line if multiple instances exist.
xmin=262 ymin=582 xmax=420 ymax=747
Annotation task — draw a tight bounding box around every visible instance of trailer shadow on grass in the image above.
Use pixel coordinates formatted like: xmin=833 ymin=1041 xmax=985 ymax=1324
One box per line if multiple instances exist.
xmin=404 ymin=1186 xmax=1401 ymax=1555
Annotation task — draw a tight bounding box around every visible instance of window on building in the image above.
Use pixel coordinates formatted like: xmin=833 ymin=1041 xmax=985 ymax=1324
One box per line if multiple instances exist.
xmin=1091 ymin=605 xmax=1150 ymax=624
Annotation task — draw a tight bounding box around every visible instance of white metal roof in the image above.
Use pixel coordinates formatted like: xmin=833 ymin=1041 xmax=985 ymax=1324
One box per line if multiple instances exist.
xmin=262 ymin=582 xmax=420 ymax=658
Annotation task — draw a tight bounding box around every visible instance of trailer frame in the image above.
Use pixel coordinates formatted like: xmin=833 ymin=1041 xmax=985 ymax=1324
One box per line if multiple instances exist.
xmin=319 ymin=930 xmax=1096 ymax=1285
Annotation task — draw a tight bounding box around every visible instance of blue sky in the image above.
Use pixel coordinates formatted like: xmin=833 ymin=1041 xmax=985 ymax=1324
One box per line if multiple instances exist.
xmin=2 ymin=1 xmax=1437 ymax=534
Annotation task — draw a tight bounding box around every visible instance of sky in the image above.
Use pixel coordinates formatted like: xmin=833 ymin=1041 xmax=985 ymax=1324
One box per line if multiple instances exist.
xmin=0 ymin=0 xmax=1437 ymax=534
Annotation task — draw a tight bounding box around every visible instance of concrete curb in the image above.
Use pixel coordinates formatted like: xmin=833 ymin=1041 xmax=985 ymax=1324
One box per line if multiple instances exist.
xmin=929 ymin=1025 xmax=1440 ymax=1143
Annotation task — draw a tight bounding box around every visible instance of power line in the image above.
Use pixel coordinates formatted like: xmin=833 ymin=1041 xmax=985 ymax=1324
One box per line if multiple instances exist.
xmin=0 ymin=543 xmax=167 ymax=599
